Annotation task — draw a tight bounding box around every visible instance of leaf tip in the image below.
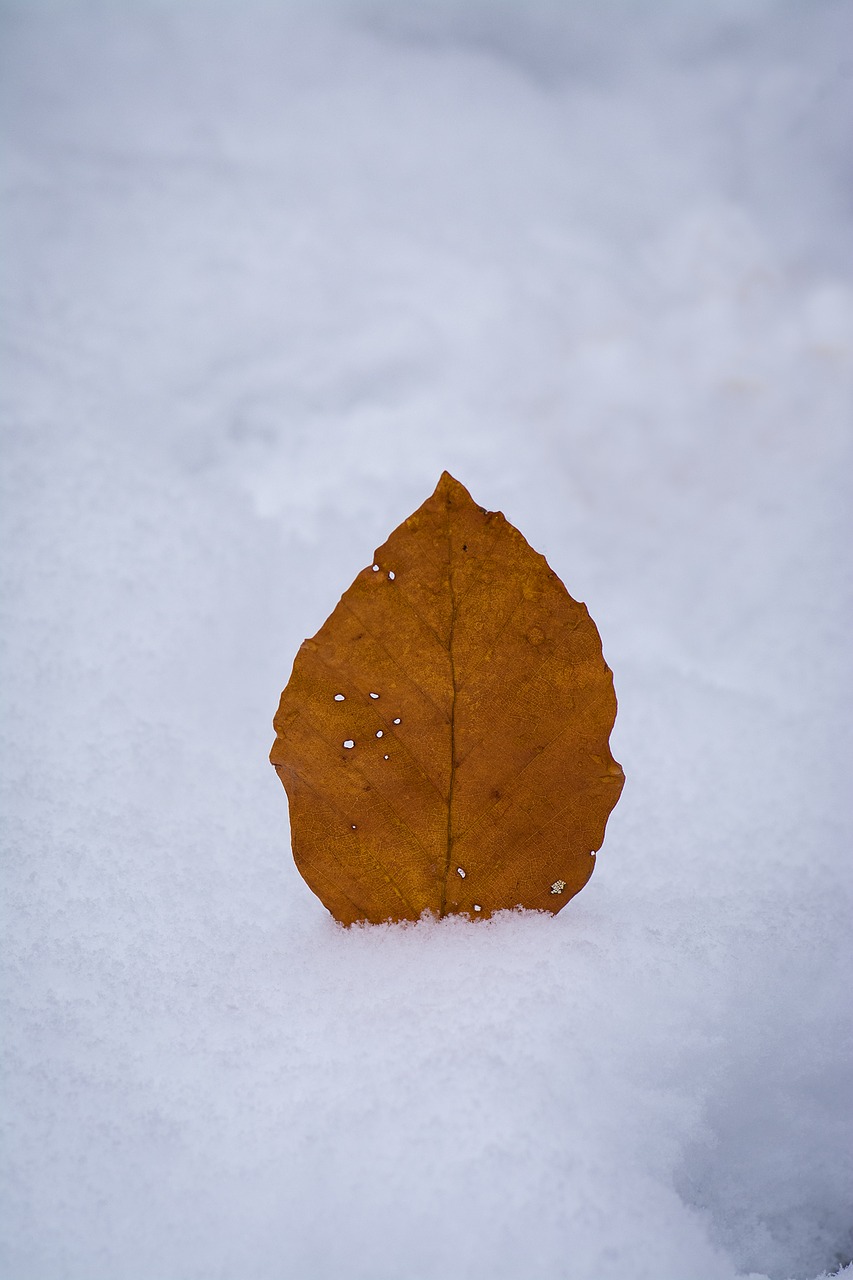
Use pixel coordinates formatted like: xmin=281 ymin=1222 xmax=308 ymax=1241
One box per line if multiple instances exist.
xmin=434 ymin=470 xmax=475 ymax=506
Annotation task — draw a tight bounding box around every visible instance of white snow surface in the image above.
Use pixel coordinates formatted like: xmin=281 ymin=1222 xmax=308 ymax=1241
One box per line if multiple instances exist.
xmin=2 ymin=2 xmax=852 ymax=1278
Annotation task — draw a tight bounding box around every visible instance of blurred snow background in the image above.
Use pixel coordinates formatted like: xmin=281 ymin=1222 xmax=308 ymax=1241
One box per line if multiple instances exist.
xmin=1 ymin=0 xmax=852 ymax=1277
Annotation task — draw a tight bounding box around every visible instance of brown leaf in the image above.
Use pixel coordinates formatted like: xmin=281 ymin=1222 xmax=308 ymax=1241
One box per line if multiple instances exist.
xmin=271 ymin=472 xmax=624 ymax=924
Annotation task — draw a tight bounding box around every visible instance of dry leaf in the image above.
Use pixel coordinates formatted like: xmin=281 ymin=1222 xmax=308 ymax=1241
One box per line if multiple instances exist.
xmin=271 ymin=472 xmax=624 ymax=924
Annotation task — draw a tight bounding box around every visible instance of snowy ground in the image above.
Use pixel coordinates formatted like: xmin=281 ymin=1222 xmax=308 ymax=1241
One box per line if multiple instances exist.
xmin=2 ymin=2 xmax=852 ymax=1278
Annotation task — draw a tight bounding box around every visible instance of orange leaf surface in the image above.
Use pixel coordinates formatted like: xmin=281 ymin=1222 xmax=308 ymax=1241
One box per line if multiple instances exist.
xmin=271 ymin=472 xmax=624 ymax=924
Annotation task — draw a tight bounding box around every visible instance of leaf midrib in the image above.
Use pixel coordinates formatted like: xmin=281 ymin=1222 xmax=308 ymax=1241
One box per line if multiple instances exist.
xmin=440 ymin=500 xmax=458 ymax=917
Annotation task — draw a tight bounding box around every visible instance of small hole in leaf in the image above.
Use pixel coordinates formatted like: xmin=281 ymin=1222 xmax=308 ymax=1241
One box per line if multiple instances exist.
xmin=550 ymin=879 xmax=566 ymax=894
xmin=473 ymin=904 xmax=481 ymax=913
xmin=388 ymin=570 xmax=396 ymax=580
xmin=383 ymin=754 xmax=389 ymax=760
xmin=393 ymin=717 xmax=401 ymax=725
xmin=372 ymin=564 xmax=380 ymax=572
xmin=343 ymin=740 xmax=355 ymax=750
xmin=334 ymin=694 xmax=345 ymax=701
xmin=351 ymin=824 xmax=357 ymax=830
xmin=376 ymin=730 xmax=384 ymax=738
xmin=457 ymin=868 xmax=466 ymax=878
xmin=369 ymin=692 xmax=379 ymax=699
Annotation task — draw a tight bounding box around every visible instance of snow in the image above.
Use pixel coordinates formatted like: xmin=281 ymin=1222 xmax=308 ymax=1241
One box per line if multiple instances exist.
xmin=1 ymin=1 xmax=852 ymax=1277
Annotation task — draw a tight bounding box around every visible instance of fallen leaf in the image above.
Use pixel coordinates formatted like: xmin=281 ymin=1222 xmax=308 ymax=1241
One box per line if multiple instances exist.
xmin=271 ymin=472 xmax=624 ymax=924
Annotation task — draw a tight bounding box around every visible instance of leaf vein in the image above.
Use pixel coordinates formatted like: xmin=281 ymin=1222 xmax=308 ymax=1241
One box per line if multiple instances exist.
xmin=305 ymin=650 xmax=449 ymax=801
xmin=277 ymin=752 xmax=421 ymax=917
xmin=340 ymin=601 xmax=449 ymax=725
xmin=455 ymin=719 xmax=582 ymax=842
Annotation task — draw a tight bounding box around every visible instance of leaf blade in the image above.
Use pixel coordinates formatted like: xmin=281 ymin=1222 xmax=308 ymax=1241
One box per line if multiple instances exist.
xmin=272 ymin=471 xmax=624 ymax=923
